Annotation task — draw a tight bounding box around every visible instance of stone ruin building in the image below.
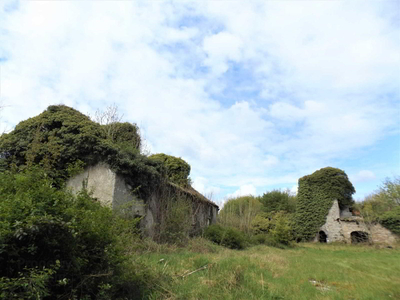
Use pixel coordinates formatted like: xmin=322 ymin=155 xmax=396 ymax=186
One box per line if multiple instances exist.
xmin=66 ymin=162 xmax=219 ymax=238
xmin=315 ymin=200 xmax=398 ymax=245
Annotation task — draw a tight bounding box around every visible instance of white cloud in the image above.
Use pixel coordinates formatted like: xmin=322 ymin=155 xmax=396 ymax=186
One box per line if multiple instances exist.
xmin=225 ymin=184 xmax=257 ymax=199
xmin=192 ymin=176 xmax=221 ymax=200
xmin=290 ymin=185 xmax=298 ymax=195
xmin=1 ymin=0 xmax=398 ymax=202
xmin=203 ymin=31 xmax=243 ymax=76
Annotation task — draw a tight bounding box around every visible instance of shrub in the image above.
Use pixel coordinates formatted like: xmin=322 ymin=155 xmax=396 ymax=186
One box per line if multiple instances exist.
xmin=0 ymin=167 xmax=157 ymax=299
xmin=204 ymin=224 xmax=247 ymax=250
xmin=380 ymin=207 xmax=400 ymax=235
xmin=269 ymin=212 xmax=294 ymax=245
xmin=251 ymin=211 xmax=294 ymax=247
xmin=251 ymin=213 xmax=273 ymax=235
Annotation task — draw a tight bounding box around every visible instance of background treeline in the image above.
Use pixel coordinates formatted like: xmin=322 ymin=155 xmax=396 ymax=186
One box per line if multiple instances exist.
xmin=355 ymin=177 xmax=400 ymax=234
xmin=204 ymin=174 xmax=400 ymax=249
xmin=205 ymin=190 xmax=297 ymax=249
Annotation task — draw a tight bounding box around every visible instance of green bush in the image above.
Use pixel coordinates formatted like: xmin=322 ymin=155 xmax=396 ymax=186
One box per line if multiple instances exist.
xmin=204 ymin=224 xmax=247 ymax=250
xmin=0 ymin=167 xmax=159 ymax=299
xmin=251 ymin=211 xmax=294 ymax=247
xmin=380 ymin=207 xmax=400 ymax=235
xmin=269 ymin=212 xmax=293 ymax=246
xmin=251 ymin=213 xmax=273 ymax=235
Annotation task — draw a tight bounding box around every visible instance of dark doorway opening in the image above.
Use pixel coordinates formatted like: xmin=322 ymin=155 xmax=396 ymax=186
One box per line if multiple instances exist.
xmin=351 ymin=231 xmax=369 ymax=244
xmin=318 ymin=231 xmax=327 ymax=243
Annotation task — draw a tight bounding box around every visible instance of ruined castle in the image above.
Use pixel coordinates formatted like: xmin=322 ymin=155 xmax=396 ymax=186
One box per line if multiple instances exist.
xmin=316 ymin=200 xmax=397 ymax=244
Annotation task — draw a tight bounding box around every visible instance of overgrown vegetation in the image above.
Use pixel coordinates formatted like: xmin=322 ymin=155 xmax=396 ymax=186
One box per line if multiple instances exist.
xmin=158 ymin=195 xmax=193 ymax=245
xmin=207 ymin=191 xmax=296 ymax=249
xmin=218 ymin=196 xmax=262 ymax=235
xmin=0 ymin=105 xmax=164 ymax=198
xmin=204 ymin=224 xmax=247 ymax=249
xmin=294 ymin=167 xmax=355 ymax=241
xmin=136 ymin=241 xmax=400 ymax=300
xmin=149 ymin=153 xmax=191 ymax=187
xmin=357 ymin=176 xmax=400 ymax=234
xmin=0 ymin=168 xmax=162 ymax=300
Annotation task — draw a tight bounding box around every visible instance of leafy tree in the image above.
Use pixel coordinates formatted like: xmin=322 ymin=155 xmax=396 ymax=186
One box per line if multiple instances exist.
xmin=377 ymin=176 xmax=400 ymax=205
xmin=380 ymin=207 xmax=400 ymax=234
xmin=294 ymin=167 xmax=355 ymax=241
xmin=218 ymin=196 xmax=262 ymax=235
xmin=357 ymin=176 xmax=400 ymax=232
xmin=258 ymin=189 xmax=296 ymax=213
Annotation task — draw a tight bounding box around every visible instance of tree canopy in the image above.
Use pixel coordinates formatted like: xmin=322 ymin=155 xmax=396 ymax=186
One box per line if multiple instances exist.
xmin=258 ymin=189 xmax=296 ymax=213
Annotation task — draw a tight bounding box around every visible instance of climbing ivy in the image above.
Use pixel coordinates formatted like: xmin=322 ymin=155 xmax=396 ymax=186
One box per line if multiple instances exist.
xmin=149 ymin=153 xmax=191 ymax=187
xmin=294 ymin=167 xmax=355 ymax=241
xmin=0 ymin=105 xmax=162 ymax=198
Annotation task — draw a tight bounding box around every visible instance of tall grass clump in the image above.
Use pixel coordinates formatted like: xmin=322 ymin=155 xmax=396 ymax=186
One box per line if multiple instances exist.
xmin=158 ymin=194 xmax=193 ymax=246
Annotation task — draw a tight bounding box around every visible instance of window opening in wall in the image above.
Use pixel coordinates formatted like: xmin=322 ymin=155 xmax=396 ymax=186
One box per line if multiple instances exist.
xmin=318 ymin=231 xmax=327 ymax=243
xmin=351 ymin=231 xmax=369 ymax=243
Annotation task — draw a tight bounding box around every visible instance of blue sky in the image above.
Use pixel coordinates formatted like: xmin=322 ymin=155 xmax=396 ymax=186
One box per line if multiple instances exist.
xmin=1 ymin=0 xmax=399 ymax=205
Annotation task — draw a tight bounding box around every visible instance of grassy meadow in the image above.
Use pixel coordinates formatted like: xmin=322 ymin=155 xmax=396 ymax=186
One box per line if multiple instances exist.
xmin=136 ymin=239 xmax=400 ymax=300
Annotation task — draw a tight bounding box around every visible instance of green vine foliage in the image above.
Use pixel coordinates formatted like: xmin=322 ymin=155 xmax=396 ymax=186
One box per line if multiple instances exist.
xmin=0 ymin=105 xmax=162 ymax=198
xmin=148 ymin=153 xmax=191 ymax=187
xmin=294 ymin=167 xmax=355 ymax=241
xmin=380 ymin=207 xmax=400 ymax=235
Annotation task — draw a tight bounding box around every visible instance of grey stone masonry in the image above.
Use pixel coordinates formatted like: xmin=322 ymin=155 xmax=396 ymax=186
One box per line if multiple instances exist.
xmin=67 ymin=162 xmax=218 ymax=238
xmin=315 ymin=199 xmax=398 ymax=245
xmin=318 ymin=200 xmax=343 ymax=242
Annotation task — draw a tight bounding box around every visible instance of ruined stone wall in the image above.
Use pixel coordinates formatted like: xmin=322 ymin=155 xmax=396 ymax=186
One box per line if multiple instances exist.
xmin=340 ymin=219 xmax=370 ymax=243
xmin=67 ymin=163 xmax=116 ymax=206
xmin=316 ymin=200 xmax=399 ymax=245
xmin=66 ymin=163 xmax=218 ymax=238
xmin=369 ymin=223 xmax=398 ymax=244
xmin=317 ymin=200 xmax=343 ymax=242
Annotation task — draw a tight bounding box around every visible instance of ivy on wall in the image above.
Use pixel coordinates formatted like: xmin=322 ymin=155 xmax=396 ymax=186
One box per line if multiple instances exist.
xmin=0 ymin=105 xmax=162 ymax=198
xmin=294 ymin=167 xmax=355 ymax=241
xmin=149 ymin=153 xmax=191 ymax=187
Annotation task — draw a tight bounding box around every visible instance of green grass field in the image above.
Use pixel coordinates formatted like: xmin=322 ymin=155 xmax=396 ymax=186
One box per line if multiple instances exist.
xmin=135 ymin=239 xmax=400 ymax=300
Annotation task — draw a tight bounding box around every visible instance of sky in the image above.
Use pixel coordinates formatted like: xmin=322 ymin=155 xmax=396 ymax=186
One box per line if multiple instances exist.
xmin=0 ymin=0 xmax=399 ymax=205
